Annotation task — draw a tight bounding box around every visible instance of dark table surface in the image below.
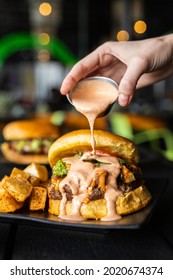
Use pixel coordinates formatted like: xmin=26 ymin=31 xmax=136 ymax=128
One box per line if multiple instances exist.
xmin=0 ymin=147 xmax=173 ymax=260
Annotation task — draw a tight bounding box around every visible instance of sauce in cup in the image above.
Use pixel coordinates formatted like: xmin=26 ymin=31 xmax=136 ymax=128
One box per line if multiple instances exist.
xmin=67 ymin=76 xmax=119 ymax=152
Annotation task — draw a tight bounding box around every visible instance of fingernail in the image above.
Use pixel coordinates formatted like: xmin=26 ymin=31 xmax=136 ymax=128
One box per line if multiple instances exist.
xmin=118 ymin=94 xmax=129 ymax=106
xmin=60 ymin=86 xmax=68 ymax=95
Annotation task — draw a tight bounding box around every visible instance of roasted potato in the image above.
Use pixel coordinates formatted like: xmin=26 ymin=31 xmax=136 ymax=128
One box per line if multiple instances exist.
xmin=24 ymin=163 xmax=48 ymax=182
xmin=10 ymin=167 xmax=29 ymax=180
xmin=29 ymin=186 xmax=47 ymax=211
xmin=48 ymin=199 xmax=61 ymax=216
xmin=0 ymin=178 xmax=24 ymax=213
xmin=0 ymin=176 xmax=8 ymax=199
xmin=0 ymin=163 xmax=50 ymax=213
xmin=2 ymin=176 xmax=33 ymax=202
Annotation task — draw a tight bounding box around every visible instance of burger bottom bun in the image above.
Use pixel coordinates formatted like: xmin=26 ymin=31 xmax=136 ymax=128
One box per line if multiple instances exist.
xmin=48 ymin=185 xmax=152 ymax=219
xmin=1 ymin=143 xmax=48 ymax=165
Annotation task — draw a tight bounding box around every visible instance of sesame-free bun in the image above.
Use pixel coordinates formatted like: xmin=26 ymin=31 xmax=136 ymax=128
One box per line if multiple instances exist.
xmin=2 ymin=120 xmax=60 ymax=140
xmin=1 ymin=120 xmax=60 ymax=164
xmin=48 ymin=129 xmax=139 ymax=168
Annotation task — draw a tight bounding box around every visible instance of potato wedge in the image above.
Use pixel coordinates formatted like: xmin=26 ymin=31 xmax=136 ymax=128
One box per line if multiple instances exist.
xmin=2 ymin=176 xmax=33 ymax=202
xmin=0 ymin=189 xmax=24 ymax=212
xmin=28 ymin=175 xmax=40 ymax=186
xmin=10 ymin=167 xmax=29 ymax=180
xmin=0 ymin=176 xmax=8 ymax=199
xmin=29 ymin=186 xmax=47 ymax=211
xmin=48 ymin=199 xmax=61 ymax=216
xmin=24 ymin=163 xmax=48 ymax=182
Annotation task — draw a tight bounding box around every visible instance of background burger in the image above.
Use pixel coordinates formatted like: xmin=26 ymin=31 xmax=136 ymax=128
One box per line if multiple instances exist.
xmin=48 ymin=129 xmax=152 ymax=221
xmin=1 ymin=120 xmax=60 ymax=164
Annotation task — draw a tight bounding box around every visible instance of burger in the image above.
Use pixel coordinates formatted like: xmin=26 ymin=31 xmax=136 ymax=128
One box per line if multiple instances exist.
xmin=48 ymin=129 xmax=152 ymax=221
xmin=1 ymin=120 xmax=60 ymax=164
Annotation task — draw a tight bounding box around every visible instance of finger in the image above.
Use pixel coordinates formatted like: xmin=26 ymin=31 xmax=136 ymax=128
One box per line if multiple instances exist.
xmin=60 ymin=50 xmax=101 ymax=95
xmin=118 ymin=58 xmax=147 ymax=106
xmin=60 ymin=72 xmax=79 ymax=95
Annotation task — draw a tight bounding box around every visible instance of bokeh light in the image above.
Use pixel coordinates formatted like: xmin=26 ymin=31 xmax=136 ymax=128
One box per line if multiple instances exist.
xmin=39 ymin=33 xmax=50 ymax=45
xmin=134 ymin=20 xmax=147 ymax=34
xmin=39 ymin=2 xmax=52 ymax=16
xmin=116 ymin=30 xmax=129 ymax=41
xmin=38 ymin=49 xmax=50 ymax=62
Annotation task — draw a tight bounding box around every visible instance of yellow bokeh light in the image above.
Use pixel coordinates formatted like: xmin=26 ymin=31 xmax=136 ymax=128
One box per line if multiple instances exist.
xmin=38 ymin=50 xmax=50 ymax=62
xmin=39 ymin=33 xmax=50 ymax=45
xmin=39 ymin=2 xmax=52 ymax=16
xmin=116 ymin=30 xmax=129 ymax=41
xmin=134 ymin=20 xmax=147 ymax=34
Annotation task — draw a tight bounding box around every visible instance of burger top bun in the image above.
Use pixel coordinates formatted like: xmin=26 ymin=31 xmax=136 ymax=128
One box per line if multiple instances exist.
xmin=3 ymin=120 xmax=60 ymax=140
xmin=48 ymin=129 xmax=139 ymax=168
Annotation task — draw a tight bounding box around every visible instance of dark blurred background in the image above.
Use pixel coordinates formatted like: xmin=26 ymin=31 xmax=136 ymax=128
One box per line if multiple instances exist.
xmin=0 ymin=0 xmax=173 ymax=124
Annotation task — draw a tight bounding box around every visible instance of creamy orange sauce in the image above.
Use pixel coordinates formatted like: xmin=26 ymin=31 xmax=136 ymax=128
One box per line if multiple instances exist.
xmin=59 ymin=152 xmax=122 ymax=221
xmin=58 ymin=78 xmax=121 ymax=221
xmin=70 ymin=79 xmax=118 ymax=152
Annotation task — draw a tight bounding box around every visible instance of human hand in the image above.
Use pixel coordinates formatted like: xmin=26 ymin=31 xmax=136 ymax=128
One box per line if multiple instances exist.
xmin=60 ymin=34 xmax=173 ymax=106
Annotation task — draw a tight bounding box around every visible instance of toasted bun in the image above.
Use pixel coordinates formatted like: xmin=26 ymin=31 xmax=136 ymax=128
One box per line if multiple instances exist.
xmin=3 ymin=120 xmax=60 ymax=140
xmin=1 ymin=143 xmax=48 ymax=164
xmin=48 ymin=129 xmax=139 ymax=167
xmin=48 ymin=185 xmax=152 ymax=218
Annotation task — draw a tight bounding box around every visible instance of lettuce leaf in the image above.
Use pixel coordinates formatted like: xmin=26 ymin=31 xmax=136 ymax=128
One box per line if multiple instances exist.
xmin=53 ymin=160 xmax=67 ymax=177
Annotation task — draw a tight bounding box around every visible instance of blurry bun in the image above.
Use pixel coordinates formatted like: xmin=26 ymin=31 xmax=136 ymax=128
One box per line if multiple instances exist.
xmin=1 ymin=120 xmax=60 ymax=164
xmin=3 ymin=120 xmax=60 ymax=140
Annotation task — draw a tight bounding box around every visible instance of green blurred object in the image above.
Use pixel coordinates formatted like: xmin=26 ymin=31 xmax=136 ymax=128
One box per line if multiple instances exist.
xmin=109 ymin=112 xmax=173 ymax=161
xmin=0 ymin=32 xmax=77 ymax=67
xmin=16 ymin=140 xmax=26 ymax=152
xmin=51 ymin=110 xmax=65 ymax=126
xmin=30 ymin=139 xmax=42 ymax=152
